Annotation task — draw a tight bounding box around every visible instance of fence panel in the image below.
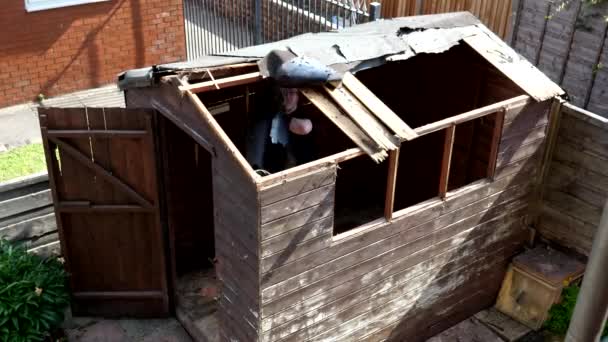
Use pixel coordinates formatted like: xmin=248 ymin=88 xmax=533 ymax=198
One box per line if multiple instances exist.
xmin=379 ymin=0 xmax=514 ymax=39
xmin=184 ymin=0 xmax=372 ymax=59
xmin=510 ymin=0 xmax=608 ymax=117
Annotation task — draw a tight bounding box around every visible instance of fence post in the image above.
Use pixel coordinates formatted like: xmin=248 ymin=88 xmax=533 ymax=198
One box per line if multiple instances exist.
xmin=370 ymin=2 xmax=382 ymax=21
xmin=254 ymin=0 xmax=263 ymax=44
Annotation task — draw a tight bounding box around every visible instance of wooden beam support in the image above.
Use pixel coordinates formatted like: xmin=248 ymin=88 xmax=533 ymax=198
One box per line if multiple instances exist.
xmin=415 ymin=95 xmax=530 ymax=136
xmin=384 ymin=148 xmax=400 ymax=221
xmin=439 ymin=125 xmax=456 ymax=199
xmin=184 ymin=90 xmax=260 ymax=180
xmin=256 ymin=148 xmax=364 ymax=188
xmin=179 ymin=72 xmax=262 ymax=93
xmin=487 ymin=109 xmax=506 ymax=180
xmin=49 ymin=137 xmax=154 ymax=209
xmin=46 ymin=129 xmax=148 ymax=138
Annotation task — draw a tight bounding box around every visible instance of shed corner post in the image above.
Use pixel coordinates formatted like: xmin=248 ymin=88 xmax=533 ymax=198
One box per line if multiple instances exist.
xmin=532 ymin=96 xmax=564 ymax=228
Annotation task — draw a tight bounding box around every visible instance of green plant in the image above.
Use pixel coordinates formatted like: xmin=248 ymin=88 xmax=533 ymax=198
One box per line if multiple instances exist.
xmin=0 ymin=143 xmax=47 ymax=183
xmin=0 ymin=240 xmax=69 ymax=342
xmin=545 ymin=284 xmax=608 ymax=337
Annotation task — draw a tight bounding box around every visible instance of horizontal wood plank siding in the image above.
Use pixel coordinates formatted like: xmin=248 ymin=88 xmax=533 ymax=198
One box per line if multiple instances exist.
xmin=254 ymin=100 xmax=547 ymax=341
xmin=538 ymin=103 xmax=608 ymax=256
xmin=126 ymin=85 xmax=262 ymax=341
xmin=0 ymin=173 xmax=59 ymax=257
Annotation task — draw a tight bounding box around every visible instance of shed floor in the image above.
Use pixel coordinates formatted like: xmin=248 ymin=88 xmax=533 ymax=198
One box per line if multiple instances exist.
xmin=175 ymin=269 xmax=220 ymax=342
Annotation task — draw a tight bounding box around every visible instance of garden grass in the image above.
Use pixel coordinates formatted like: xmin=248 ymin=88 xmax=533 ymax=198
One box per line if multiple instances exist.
xmin=0 ymin=143 xmax=47 ymax=182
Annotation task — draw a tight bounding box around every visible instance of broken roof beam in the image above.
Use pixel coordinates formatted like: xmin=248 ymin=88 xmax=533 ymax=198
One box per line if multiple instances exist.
xmin=341 ymin=72 xmax=418 ymax=141
xmin=179 ymin=72 xmax=263 ymax=94
xmin=324 ymin=84 xmax=399 ymax=152
xmin=414 ymin=95 xmax=531 ymax=136
xmin=301 ymin=87 xmax=388 ymax=162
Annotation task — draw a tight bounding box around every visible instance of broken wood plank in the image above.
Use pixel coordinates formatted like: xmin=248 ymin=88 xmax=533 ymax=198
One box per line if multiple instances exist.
xmin=179 ymin=72 xmax=262 ymax=93
xmin=342 ymin=72 xmax=417 ymax=140
xmin=323 ymin=84 xmax=399 ymax=151
xmin=257 ymin=148 xmax=359 ymax=188
xmin=415 ymin=95 xmax=531 ymax=136
xmin=300 ymin=87 xmax=387 ymax=162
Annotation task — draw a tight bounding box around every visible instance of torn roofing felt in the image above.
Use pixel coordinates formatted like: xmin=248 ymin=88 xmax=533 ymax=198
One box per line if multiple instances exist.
xmin=123 ymin=11 xmax=564 ymax=102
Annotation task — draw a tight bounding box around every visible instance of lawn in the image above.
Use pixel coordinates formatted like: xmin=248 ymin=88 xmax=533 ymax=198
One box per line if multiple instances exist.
xmin=0 ymin=143 xmax=47 ymax=183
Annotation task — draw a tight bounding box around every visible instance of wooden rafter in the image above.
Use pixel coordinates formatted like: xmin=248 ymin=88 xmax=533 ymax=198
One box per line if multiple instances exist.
xmin=324 ymin=84 xmax=399 ymax=151
xmin=300 ymin=87 xmax=388 ymax=162
xmin=179 ymin=72 xmax=262 ymax=94
xmin=49 ymin=137 xmax=154 ymax=209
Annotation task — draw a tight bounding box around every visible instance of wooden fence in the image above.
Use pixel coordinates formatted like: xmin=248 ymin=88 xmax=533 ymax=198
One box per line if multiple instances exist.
xmin=510 ymin=0 xmax=608 ymax=117
xmin=378 ymin=0 xmax=516 ymax=38
xmin=0 ymin=172 xmax=59 ymax=257
xmin=538 ymin=103 xmax=608 ymax=256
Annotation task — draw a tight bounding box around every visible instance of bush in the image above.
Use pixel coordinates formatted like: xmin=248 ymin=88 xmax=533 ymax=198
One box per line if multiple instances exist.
xmin=545 ymin=284 xmax=608 ymax=337
xmin=0 ymin=240 xmax=70 ymax=341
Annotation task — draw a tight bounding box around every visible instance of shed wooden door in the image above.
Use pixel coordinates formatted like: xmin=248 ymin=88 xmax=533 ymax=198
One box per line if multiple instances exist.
xmin=38 ymin=107 xmax=170 ymax=317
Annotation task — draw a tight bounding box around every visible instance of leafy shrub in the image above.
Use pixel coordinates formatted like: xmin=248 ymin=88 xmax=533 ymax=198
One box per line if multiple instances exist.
xmin=0 ymin=240 xmax=69 ymax=341
xmin=545 ymin=284 xmax=608 ymax=337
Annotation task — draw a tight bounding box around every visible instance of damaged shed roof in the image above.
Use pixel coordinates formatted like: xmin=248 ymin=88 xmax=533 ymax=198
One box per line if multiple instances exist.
xmin=129 ymin=12 xmax=563 ymax=102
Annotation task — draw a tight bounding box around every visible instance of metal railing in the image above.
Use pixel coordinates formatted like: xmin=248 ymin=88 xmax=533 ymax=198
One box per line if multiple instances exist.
xmin=183 ymin=0 xmax=379 ymax=60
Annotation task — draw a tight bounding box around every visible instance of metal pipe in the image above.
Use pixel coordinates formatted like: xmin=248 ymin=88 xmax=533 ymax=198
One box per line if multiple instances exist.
xmin=254 ymin=0 xmax=263 ymax=44
xmin=370 ymin=2 xmax=381 ymax=21
xmin=565 ymin=200 xmax=608 ymax=342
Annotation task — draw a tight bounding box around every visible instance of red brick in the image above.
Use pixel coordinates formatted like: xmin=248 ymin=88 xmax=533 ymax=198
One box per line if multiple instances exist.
xmin=0 ymin=0 xmax=185 ymax=107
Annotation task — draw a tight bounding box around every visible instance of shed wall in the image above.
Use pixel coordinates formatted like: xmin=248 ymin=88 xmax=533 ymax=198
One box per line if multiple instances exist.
xmin=256 ymin=100 xmax=550 ymax=341
xmin=538 ymin=104 xmax=608 ymax=256
xmin=125 ymin=84 xmax=262 ymax=341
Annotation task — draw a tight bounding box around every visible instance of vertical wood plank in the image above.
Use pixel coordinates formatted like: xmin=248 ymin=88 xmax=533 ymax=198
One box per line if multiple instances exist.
xmin=384 ymin=148 xmax=401 ymax=221
xmin=487 ymin=110 xmax=506 ymax=180
xmin=439 ymin=125 xmax=456 ymax=199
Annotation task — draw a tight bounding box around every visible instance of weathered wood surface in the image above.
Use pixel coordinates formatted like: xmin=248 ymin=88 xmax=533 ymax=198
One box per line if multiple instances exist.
xmin=126 ymin=84 xmax=264 ymax=339
xmin=249 ymin=96 xmax=548 ymax=341
xmin=0 ymin=173 xmax=59 ymax=257
xmin=511 ymin=0 xmax=608 ymax=117
xmin=212 ymin=151 xmax=262 ymax=341
xmin=538 ymin=103 xmax=608 ymax=256
xmin=39 ymin=107 xmax=170 ymax=317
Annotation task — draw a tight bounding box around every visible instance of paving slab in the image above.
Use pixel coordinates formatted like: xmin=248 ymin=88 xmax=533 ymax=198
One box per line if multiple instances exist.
xmin=65 ymin=317 xmax=193 ymax=342
xmin=474 ymin=308 xmax=532 ymax=341
xmin=426 ymin=317 xmax=504 ymax=342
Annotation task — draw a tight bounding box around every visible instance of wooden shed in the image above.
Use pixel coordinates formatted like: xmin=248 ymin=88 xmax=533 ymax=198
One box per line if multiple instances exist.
xmin=38 ymin=12 xmax=565 ymax=342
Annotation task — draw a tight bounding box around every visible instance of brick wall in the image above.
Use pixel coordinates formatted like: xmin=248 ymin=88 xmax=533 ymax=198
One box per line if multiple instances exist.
xmin=0 ymin=0 xmax=186 ymax=107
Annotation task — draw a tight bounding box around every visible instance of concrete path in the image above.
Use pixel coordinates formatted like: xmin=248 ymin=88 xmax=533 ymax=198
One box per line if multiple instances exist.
xmin=0 ymin=85 xmax=124 ymax=152
xmin=64 ymin=317 xmax=193 ymax=342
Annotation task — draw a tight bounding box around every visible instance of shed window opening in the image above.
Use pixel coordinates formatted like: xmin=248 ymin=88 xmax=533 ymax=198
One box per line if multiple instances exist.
xmin=333 ymin=156 xmax=389 ymax=235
